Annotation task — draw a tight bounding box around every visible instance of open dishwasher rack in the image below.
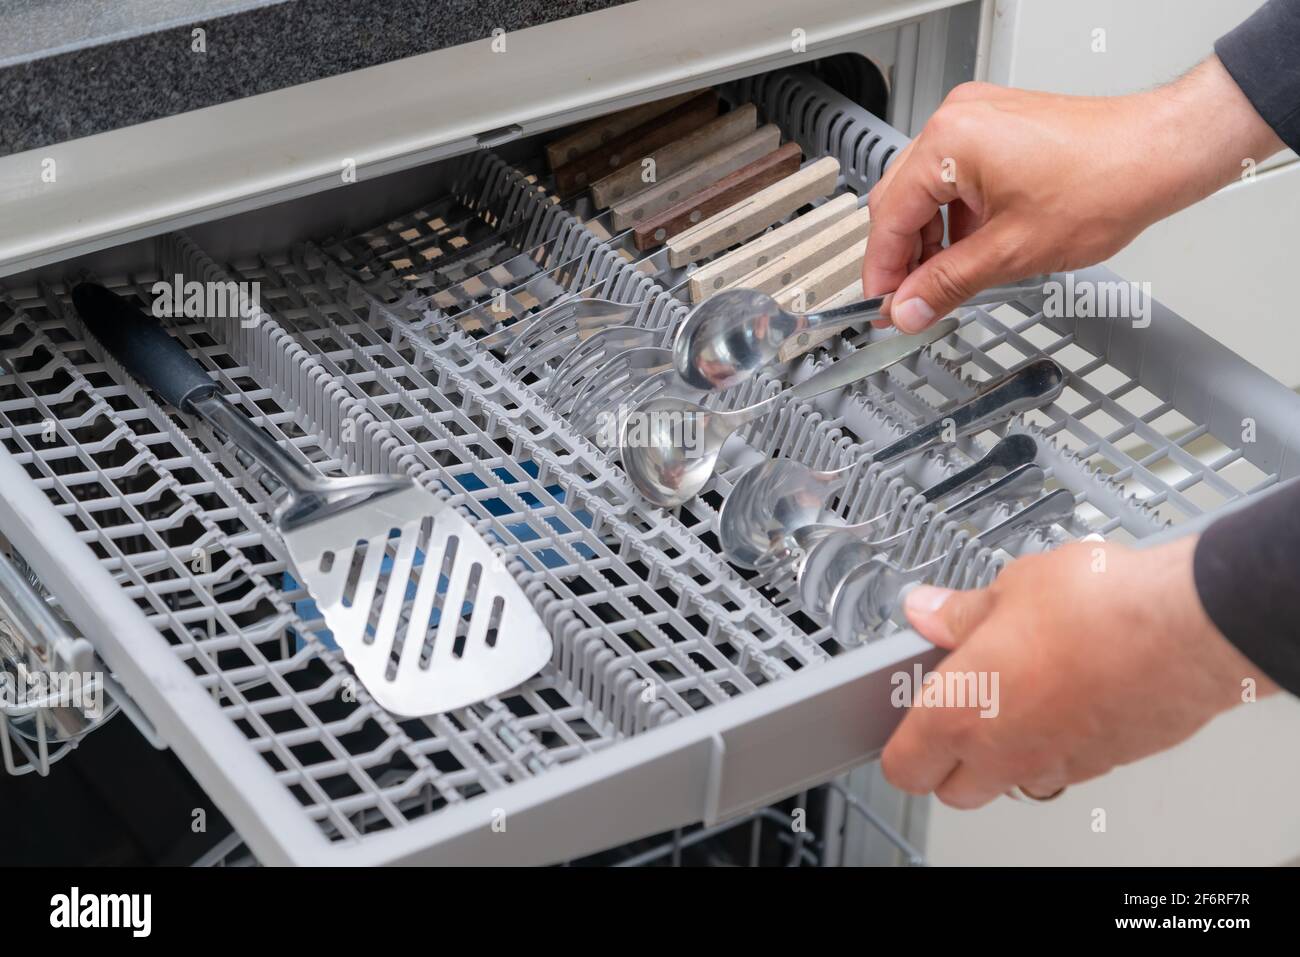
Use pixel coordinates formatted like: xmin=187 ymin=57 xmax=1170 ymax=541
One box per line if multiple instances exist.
xmin=1 ymin=71 xmax=1297 ymax=865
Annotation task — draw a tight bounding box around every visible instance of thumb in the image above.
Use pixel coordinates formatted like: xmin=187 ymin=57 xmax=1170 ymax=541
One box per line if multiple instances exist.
xmin=904 ymin=584 xmax=995 ymax=649
xmin=889 ymin=226 xmax=1017 ymax=333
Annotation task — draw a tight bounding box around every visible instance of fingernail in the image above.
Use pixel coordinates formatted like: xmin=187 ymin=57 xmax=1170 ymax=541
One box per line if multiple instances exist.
xmin=893 ymin=297 xmax=936 ymax=332
xmin=905 ymin=584 xmax=952 ymax=616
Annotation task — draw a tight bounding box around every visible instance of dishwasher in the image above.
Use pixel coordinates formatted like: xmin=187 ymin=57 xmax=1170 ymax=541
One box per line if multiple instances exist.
xmin=2 ymin=1 xmax=1297 ymax=868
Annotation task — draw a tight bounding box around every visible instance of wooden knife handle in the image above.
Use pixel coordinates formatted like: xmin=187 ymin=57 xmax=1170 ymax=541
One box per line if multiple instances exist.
xmin=632 ymin=141 xmax=803 ymax=251
xmin=728 ymin=204 xmax=871 ymax=297
xmin=817 ymin=279 xmax=865 ymax=311
xmin=667 ymin=154 xmax=840 ymax=267
xmin=774 ymin=238 xmax=869 ymax=310
xmin=610 ymin=125 xmax=781 ymax=230
xmin=687 ymin=191 xmax=857 ymax=301
xmin=552 ymin=91 xmax=720 ymax=194
xmin=589 ymin=105 xmax=758 ymax=209
xmin=773 ymin=238 xmax=870 ymax=358
xmin=545 ymin=92 xmax=697 ymax=170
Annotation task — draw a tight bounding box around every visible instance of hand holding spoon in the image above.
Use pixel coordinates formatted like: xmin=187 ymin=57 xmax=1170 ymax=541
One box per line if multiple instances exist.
xmin=673 ymin=276 xmax=1048 ymax=392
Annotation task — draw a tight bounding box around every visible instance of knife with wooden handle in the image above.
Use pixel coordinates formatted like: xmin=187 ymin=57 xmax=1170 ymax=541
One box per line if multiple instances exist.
xmin=631 ymin=141 xmax=802 ymax=251
xmin=545 ymin=91 xmax=698 ymax=170
xmin=815 ymin=279 xmax=865 ymax=311
xmin=610 ymin=125 xmax=781 ymax=230
xmin=772 ymin=238 xmax=871 ymax=357
xmin=667 ymin=154 xmax=840 ymax=267
xmin=728 ymin=204 xmax=871 ymax=296
xmin=552 ymin=91 xmax=719 ymax=194
xmin=590 ymin=105 xmax=759 ymax=209
xmin=687 ymin=191 xmax=858 ymax=301
xmin=774 ymin=238 xmax=869 ymax=311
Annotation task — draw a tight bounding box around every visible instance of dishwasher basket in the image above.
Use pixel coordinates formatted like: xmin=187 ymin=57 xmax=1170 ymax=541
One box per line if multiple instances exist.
xmin=1 ymin=70 xmax=1296 ymax=865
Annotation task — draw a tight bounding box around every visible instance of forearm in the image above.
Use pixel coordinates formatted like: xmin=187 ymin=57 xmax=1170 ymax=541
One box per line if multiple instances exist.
xmin=1139 ymin=55 xmax=1286 ymax=218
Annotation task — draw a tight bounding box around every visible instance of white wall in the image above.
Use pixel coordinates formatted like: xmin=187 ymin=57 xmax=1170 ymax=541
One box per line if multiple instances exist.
xmin=925 ymin=0 xmax=1300 ymax=866
xmin=927 ymin=695 xmax=1300 ymax=866
xmin=986 ymin=0 xmax=1300 ymax=389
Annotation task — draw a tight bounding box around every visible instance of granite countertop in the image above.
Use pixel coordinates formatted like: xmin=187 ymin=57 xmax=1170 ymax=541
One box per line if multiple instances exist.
xmin=0 ymin=0 xmax=635 ymax=157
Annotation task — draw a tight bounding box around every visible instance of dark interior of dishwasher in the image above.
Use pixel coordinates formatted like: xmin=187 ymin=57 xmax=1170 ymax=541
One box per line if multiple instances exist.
xmin=0 ymin=53 xmax=892 ymax=867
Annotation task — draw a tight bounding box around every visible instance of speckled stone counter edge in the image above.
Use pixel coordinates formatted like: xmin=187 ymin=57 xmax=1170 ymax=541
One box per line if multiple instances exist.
xmin=0 ymin=0 xmax=636 ymax=157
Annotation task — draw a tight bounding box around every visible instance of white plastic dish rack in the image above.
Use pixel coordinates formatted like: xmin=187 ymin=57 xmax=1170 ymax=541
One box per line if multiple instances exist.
xmin=1 ymin=71 xmax=1297 ymax=865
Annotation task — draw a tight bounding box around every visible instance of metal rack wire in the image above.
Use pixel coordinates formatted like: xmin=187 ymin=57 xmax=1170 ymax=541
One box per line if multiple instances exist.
xmin=0 ymin=70 xmax=1294 ymax=865
xmin=196 ymin=777 xmax=925 ymax=867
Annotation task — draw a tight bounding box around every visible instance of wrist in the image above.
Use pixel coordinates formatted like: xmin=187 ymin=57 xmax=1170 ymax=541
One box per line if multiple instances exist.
xmin=1131 ymin=536 xmax=1279 ymax=710
xmin=1140 ymin=55 xmax=1286 ymax=212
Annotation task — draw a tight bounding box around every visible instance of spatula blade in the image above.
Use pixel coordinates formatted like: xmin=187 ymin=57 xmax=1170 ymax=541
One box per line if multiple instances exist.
xmin=281 ymin=483 xmax=552 ymax=716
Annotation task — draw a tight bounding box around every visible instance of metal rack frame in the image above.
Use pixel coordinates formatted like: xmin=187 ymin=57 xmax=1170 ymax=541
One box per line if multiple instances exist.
xmin=0 ymin=70 xmax=1295 ymax=865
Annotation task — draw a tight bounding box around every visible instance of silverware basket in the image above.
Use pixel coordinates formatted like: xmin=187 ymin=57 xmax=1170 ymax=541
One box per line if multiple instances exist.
xmin=1 ymin=69 xmax=1295 ymax=865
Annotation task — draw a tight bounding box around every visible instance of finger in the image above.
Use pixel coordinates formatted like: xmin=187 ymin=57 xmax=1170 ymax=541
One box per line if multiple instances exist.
xmin=943 ymin=80 xmax=1018 ymax=104
xmin=933 ymin=761 xmax=1007 ymax=810
xmin=904 ymin=584 xmax=996 ymax=649
xmin=890 ymin=220 xmax=1024 ymax=332
xmin=946 ymin=198 xmax=983 ymax=243
xmin=869 ymin=294 xmax=895 ymax=330
xmin=861 ymin=144 xmax=960 ymax=303
xmin=880 ymin=703 xmax=961 ymax=795
xmin=865 ymin=138 xmax=918 ymax=212
xmin=920 ymin=211 xmax=946 ymax=268
xmin=921 ymin=210 xmax=946 ymax=252
xmin=1019 ymin=782 xmax=1068 ymax=801
xmin=863 ymin=139 xmax=925 ymax=328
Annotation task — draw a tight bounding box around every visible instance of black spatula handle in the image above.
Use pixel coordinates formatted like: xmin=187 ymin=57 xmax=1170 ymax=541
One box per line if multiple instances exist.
xmin=71 ymin=282 xmax=218 ymax=412
xmin=71 ymin=281 xmax=327 ymax=497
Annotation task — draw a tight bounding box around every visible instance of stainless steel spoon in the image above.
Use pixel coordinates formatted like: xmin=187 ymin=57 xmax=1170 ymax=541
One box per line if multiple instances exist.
xmin=620 ymin=318 xmax=961 ymax=508
xmin=672 ymin=275 xmax=1048 ymax=391
xmin=716 ymin=360 xmax=1065 ymax=565
xmin=718 ymin=432 xmax=1039 ymax=569
xmin=797 ymin=462 xmax=1046 ymax=619
xmin=828 ymin=487 xmax=1076 ymax=645
xmin=546 ymin=325 xmax=663 ymax=410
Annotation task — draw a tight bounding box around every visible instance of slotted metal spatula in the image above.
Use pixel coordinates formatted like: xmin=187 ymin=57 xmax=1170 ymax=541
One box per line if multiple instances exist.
xmin=73 ymin=283 xmax=552 ymax=717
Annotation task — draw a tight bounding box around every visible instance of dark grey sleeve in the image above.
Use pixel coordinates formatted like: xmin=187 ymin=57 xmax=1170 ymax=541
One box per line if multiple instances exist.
xmin=1193 ymin=482 xmax=1300 ymax=697
xmin=1214 ymin=0 xmax=1300 ymax=152
xmin=1198 ymin=2 xmax=1300 ymax=695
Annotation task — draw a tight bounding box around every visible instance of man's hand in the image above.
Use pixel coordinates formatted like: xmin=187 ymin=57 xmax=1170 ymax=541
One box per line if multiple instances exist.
xmin=863 ymin=56 xmax=1286 ymax=332
xmin=881 ymin=536 xmax=1278 ymax=808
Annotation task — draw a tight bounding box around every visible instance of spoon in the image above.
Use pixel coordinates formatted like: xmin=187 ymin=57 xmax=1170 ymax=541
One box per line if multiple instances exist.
xmin=571 ymin=346 xmax=708 ymax=441
xmin=828 ymin=488 xmax=1077 ymax=645
xmin=719 ymin=432 xmax=1039 ymax=569
xmin=620 ymin=318 xmax=961 ymax=508
xmin=797 ymin=462 xmax=1046 ymax=619
xmin=546 ymin=325 xmax=662 ymax=409
xmin=716 ymin=360 xmax=1065 ymax=565
xmin=673 ymin=275 xmax=1048 ymax=392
